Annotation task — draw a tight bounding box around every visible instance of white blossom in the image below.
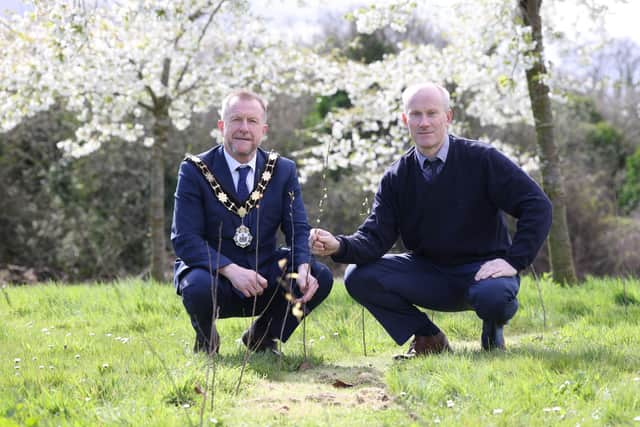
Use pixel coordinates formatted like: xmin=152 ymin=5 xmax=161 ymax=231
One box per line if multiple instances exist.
xmin=0 ymin=0 xmax=615 ymax=194
xmin=0 ymin=0 xmax=321 ymax=154
xmin=296 ymin=0 xmax=607 ymax=190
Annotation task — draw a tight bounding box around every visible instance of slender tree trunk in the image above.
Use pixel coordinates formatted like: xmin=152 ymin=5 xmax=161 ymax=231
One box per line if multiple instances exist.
xmin=519 ymin=0 xmax=577 ymax=284
xmin=149 ymin=58 xmax=171 ymax=282
xmin=149 ymin=111 xmax=168 ymax=282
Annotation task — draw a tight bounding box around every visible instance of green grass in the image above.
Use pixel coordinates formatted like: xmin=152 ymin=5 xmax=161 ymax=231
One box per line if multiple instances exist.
xmin=1 ymin=276 xmax=640 ymax=426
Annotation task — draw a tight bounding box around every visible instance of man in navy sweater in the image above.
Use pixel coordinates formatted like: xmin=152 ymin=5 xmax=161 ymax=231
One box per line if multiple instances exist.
xmin=310 ymin=82 xmax=552 ymax=355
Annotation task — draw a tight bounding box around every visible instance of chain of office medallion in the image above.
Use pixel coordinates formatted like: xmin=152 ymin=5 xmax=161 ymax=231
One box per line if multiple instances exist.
xmin=184 ymin=151 xmax=279 ymax=218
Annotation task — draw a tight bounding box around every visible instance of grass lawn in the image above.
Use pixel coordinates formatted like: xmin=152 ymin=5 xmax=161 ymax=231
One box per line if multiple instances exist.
xmin=1 ymin=275 xmax=640 ymax=426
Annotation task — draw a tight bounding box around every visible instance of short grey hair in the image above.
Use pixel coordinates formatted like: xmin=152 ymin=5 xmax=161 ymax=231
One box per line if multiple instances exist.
xmin=401 ymin=83 xmax=451 ymax=112
xmin=220 ymin=89 xmax=268 ymax=121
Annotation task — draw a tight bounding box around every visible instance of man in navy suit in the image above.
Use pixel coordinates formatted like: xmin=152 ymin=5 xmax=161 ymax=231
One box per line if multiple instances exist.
xmin=172 ymin=89 xmax=333 ymax=355
xmin=310 ymin=82 xmax=551 ymax=356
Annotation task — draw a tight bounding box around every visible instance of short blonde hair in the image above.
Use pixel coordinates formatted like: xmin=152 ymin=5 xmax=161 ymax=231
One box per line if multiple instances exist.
xmin=220 ymin=89 xmax=268 ymax=121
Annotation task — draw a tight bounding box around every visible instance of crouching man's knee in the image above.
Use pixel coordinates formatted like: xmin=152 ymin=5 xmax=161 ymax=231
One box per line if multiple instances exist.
xmin=469 ymin=276 xmax=520 ymax=323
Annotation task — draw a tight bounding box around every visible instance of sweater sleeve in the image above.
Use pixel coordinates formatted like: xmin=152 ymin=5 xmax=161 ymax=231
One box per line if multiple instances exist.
xmin=332 ymin=170 xmax=399 ymax=265
xmin=485 ymin=148 xmax=552 ymax=271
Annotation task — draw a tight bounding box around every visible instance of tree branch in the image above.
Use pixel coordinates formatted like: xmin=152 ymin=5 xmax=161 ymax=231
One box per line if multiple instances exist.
xmin=145 ymin=85 xmax=159 ymax=107
xmin=0 ymin=17 xmax=20 ymax=37
xmin=176 ymin=80 xmax=202 ymax=97
xmin=173 ymin=0 xmax=226 ymax=92
xmin=138 ymin=101 xmax=154 ymax=111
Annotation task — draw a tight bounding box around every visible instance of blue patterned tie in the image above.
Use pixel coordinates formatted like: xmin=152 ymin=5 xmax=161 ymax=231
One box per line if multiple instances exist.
xmin=423 ymin=158 xmax=441 ymax=182
xmin=236 ymin=166 xmax=250 ymax=201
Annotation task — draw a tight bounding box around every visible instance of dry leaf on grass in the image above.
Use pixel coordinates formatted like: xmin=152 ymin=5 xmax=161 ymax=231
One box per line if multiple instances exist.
xmin=298 ymin=361 xmax=313 ymax=371
xmin=332 ymin=379 xmax=354 ymax=388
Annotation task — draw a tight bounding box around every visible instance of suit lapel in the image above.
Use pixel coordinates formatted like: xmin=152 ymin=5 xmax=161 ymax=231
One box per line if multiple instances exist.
xmin=253 ymin=148 xmax=267 ymax=192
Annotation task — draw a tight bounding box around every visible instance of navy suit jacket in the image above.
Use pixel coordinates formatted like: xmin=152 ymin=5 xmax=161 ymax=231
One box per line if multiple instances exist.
xmin=171 ymin=145 xmax=311 ymax=292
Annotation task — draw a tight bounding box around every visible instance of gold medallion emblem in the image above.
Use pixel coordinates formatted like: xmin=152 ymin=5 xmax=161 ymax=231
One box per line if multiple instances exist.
xmin=184 ymin=151 xmax=279 ymax=250
xmin=233 ymin=224 xmax=253 ymax=248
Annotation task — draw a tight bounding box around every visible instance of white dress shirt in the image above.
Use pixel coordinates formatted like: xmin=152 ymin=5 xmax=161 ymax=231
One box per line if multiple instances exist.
xmin=222 ymin=147 xmax=257 ymax=192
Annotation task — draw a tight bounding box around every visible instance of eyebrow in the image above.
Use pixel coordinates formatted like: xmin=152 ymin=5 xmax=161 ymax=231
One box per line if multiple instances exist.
xmin=229 ymin=113 xmax=262 ymax=121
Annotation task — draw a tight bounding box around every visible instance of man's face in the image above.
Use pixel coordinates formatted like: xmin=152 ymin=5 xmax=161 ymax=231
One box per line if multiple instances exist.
xmin=401 ymin=87 xmax=453 ymax=157
xmin=217 ymin=97 xmax=268 ymax=163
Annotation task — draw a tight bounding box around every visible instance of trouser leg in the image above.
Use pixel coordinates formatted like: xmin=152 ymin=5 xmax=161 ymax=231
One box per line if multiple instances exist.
xmin=344 ymin=254 xmax=469 ymax=345
xmin=251 ymin=258 xmax=333 ymax=342
xmin=180 ymin=259 xmax=334 ymax=348
xmin=466 ymin=275 xmax=520 ymax=324
xmin=344 ymin=254 xmax=521 ymax=346
xmin=180 ymin=268 xmax=221 ymax=351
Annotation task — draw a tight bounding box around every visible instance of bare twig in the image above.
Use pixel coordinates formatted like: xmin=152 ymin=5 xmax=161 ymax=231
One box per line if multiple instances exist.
xmin=110 ymin=283 xmax=195 ymax=427
xmin=287 ymin=191 xmax=307 ymax=361
xmin=236 ymin=202 xmax=261 ymax=395
xmin=198 ymin=221 xmax=223 ymax=424
xmin=278 ymin=294 xmax=291 ymax=369
xmin=302 ymin=301 xmax=308 ymax=358
xmin=361 ymin=306 xmax=367 ymax=357
xmin=1 ymin=285 xmax=12 ymax=308
xmin=529 ymin=265 xmax=547 ymax=335
xmin=622 ymin=276 xmax=629 ymax=317
xmin=300 ymin=136 xmax=334 ymax=360
xmin=314 ymin=139 xmax=333 ymax=228
xmin=359 ymin=196 xmax=369 ymax=356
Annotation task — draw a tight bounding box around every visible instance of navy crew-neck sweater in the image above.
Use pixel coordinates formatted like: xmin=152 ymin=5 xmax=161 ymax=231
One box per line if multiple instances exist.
xmin=332 ymin=135 xmax=552 ymax=271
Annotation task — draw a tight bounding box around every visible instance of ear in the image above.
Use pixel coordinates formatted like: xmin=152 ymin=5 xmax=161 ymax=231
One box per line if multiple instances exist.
xmin=446 ymin=109 xmax=453 ymax=124
xmin=401 ymin=112 xmax=408 ymax=126
xmin=217 ymin=119 xmax=224 ymax=132
xmin=262 ymin=123 xmax=269 ymax=136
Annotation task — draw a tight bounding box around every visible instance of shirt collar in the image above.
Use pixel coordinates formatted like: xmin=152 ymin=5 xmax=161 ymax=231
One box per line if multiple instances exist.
xmin=416 ymin=134 xmax=449 ymax=167
xmin=223 ymin=147 xmax=257 ymax=172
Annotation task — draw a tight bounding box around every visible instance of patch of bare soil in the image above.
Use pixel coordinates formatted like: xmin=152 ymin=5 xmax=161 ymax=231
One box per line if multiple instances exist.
xmin=240 ymin=364 xmax=394 ymax=415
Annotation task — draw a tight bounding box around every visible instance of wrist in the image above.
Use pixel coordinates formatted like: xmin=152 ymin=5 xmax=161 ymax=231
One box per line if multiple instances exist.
xmin=331 ymin=236 xmax=345 ymax=256
xmin=219 ymin=263 xmax=238 ymax=278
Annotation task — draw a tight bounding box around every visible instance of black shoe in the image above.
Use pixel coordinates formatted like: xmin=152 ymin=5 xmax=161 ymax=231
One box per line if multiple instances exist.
xmin=481 ymin=321 xmax=505 ymax=351
xmin=193 ymin=326 xmax=220 ymax=354
xmin=241 ymin=328 xmax=282 ymax=356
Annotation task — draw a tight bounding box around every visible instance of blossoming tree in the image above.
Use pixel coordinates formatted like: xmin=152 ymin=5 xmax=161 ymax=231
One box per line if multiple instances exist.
xmin=1 ymin=0 xmax=614 ymax=282
xmin=0 ymin=0 xmax=330 ymax=280
xmin=296 ymin=0 xmax=615 ymax=283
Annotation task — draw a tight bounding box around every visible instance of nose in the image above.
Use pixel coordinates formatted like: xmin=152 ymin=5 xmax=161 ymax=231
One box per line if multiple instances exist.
xmin=418 ymin=115 xmax=430 ymax=127
xmin=239 ymin=119 xmax=250 ymax=131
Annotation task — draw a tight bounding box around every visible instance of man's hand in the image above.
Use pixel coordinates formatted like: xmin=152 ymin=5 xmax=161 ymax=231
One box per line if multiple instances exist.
xmin=219 ymin=263 xmax=268 ymax=298
xmin=474 ymin=258 xmax=517 ymax=281
xmin=309 ymin=228 xmax=340 ymax=256
xmin=295 ymin=263 xmax=318 ymax=303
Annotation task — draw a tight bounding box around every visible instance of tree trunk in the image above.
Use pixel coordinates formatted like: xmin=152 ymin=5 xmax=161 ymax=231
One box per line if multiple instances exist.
xmin=149 ymin=111 xmax=168 ymax=282
xmin=519 ymin=0 xmax=577 ymax=284
xmin=149 ymin=58 xmax=171 ymax=282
